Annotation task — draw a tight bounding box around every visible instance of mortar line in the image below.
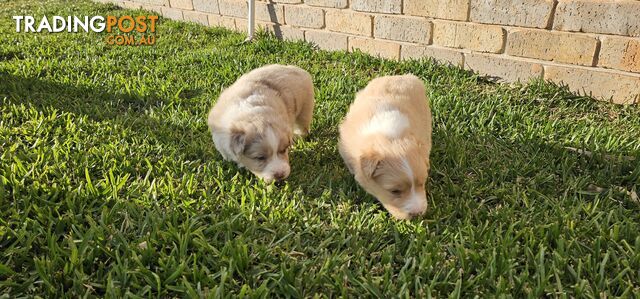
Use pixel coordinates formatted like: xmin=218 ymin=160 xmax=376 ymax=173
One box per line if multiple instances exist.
xmin=546 ymin=0 xmax=558 ymax=30
xmin=592 ymin=37 xmax=602 ymax=67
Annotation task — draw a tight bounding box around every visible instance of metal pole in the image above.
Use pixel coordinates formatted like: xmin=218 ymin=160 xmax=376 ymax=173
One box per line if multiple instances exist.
xmin=246 ymin=0 xmax=255 ymax=41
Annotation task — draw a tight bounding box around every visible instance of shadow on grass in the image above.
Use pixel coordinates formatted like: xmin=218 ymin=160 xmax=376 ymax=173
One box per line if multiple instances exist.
xmin=1 ymin=72 xmax=214 ymax=161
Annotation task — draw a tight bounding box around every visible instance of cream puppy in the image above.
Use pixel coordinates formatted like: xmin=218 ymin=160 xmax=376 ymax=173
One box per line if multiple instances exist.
xmin=339 ymin=75 xmax=432 ymax=219
xmin=208 ymin=64 xmax=314 ymax=182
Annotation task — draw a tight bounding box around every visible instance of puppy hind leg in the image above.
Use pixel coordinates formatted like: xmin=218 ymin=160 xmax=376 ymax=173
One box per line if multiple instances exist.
xmin=293 ymin=97 xmax=314 ymax=138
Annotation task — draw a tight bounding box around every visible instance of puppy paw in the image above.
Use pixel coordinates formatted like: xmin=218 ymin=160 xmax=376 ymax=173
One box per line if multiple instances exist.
xmin=293 ymin=125 xmax=309 ymax=138
xmin=293 ymin=129 xmax=308 ymax=137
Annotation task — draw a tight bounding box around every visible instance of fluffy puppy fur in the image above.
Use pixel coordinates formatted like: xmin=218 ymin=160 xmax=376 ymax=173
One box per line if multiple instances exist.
xmin=339 ymin=75 xmax=432 ymax=220
xmin=208 ymin=64 xmax=315 ymax=182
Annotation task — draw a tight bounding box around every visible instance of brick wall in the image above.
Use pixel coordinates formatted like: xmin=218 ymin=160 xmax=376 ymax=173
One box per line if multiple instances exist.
xmin=98 ymin=0 xmax=640 ymax=104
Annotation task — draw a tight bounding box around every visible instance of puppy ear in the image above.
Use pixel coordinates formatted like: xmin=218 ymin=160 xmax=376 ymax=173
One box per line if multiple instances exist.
xmin=360 ymin=151 xmax=381 ymax=178
xmin=230 ymin=127 xmax=246 ymax=155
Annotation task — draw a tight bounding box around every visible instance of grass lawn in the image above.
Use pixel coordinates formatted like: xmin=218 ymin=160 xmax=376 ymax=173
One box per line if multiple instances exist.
xmin=1 ymin=0 xmax=640 ymax=297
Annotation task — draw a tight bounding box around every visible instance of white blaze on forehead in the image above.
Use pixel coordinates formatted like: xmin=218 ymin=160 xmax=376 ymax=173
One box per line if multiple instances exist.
xmin=265 ymin=127 xmax=279 ymax=154
xmin=400 ymin=157 xmax=414 ymax=181
xmin=260 ymin=127 xmax=290 ymax=178
xmin=400 ymin=157 xmax=426 ymax=214
xmin=360 ymin=105 xmax=409 ymax=138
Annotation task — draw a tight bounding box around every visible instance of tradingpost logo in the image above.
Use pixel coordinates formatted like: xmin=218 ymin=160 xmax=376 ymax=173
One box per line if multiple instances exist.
xmin=12 ymin=15 xmax=159 ymax=46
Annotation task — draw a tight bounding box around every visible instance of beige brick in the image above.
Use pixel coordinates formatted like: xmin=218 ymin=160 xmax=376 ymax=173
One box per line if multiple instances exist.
xmin=506 ymin=29 xmax=598 ymax=66
xmin=326 ymin=10 xmax=372 ymax=36
xmin=258 ymin=21 xmax=276 ymax=30
xmin=273 ymin=0 xmax=301 ymax=3
xmin=183 ymin=10 xmax=209 ymax=25
xmin=285 ymin=5 xmax=324 ymax=28
xmin=374 ymin=16 xmax=431 ymax=44
xmin=599 ymin=36 xmax=640 ymax=74
xmin=433 ymin=21 xmax=505 ymax=53
xmin=256 ymin=2 xmax=284 ymax=23
xmin=270 ymin=25 xmax=305 ymax=41
xmin=305 ymin=0 xmax=347 ymax=8
xmin=349 ymin=37 xmax=400 ymax=60
xmin=401 ymin=45 xmax=464 ymax=66
xmin=141 ymin=4 xmax=165 ymax=13
xmin=464 ymin=53 xmax=543 ymax=82
xmin=404 ymin=0 xmax=469 ymax=21
xmin=305 ymin=30 xmax=349 ymax=51
xmin=261 ymin=21 xmax=278 ymax=30
xmin=121 ymin=1 xmax=142 ymax=9
xmin=219 ymin=0 xmax=247 ymax=18
xmin=170 ymin=0 xmax=193 ymax=9
xmin=352 ymin=0 xmax=402 ymax=14
xmin=162 ymin=7 xmax=184 ymax=19
xmin=139 ymin=0 xmax=169 ymax=6
xmin=544 ymin=65 xmax=640 ymax=104
xmin=470 ymin=0 xmax=554 ymax=28
xmin=553 ymin=0 xmax=640 ymax=37
xmin=235 ymin=19 xmax=274 ymax=31
xmin=235 ymin=18 xmax=248 ymax=31
xmin=192 ymin=0 xmax=219 ymax=13
xmin=208 ymin=14 xmax=236 ymax=30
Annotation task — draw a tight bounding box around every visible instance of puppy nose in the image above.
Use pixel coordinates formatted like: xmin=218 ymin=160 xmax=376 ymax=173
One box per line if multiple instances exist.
xmin=273 ymin=172 xmax=287 ymax=181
